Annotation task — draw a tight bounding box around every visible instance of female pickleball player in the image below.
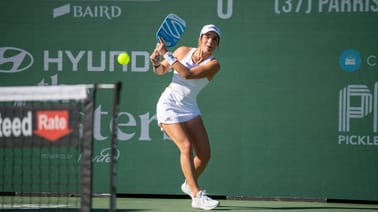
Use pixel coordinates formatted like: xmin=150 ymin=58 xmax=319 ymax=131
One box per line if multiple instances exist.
xmin=150 ymin=24 xmax=221 ymax=210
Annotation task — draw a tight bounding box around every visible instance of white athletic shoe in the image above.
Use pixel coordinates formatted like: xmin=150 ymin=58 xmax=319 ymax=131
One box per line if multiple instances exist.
xmin=181 ymin=181 xmax=193 ymax=198
xmin=191 ymin=190 xmax=219 ymax=210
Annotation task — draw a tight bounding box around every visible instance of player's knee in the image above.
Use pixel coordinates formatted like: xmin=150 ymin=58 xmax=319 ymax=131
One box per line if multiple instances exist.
xmin=179 ymin=141 xmax=192 ymax=155
xmin=198 ymin=150 xmax=211 ymax=164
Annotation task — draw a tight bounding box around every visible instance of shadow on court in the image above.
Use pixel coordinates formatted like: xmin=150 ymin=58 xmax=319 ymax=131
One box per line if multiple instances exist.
xmin=0 ymin=210 xmax=150 ymax=212
xmin=215 ymin=206 xmax=378 ymax=211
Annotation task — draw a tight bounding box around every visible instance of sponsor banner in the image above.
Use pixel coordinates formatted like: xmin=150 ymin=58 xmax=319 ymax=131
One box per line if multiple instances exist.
xmin=0 ymin=47 xmax=34 ymax=73
xmin=0 ymin=47 xmax=150 ymax=74
xmin=0 ymin=104 xmax=80 ymax=148
xmin=53 ymin=4 xmax=122 ymax=20
xmin=274 ymin=0 xmax=378 ymax=14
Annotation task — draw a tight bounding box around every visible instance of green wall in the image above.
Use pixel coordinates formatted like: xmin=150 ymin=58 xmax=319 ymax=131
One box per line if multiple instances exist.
xmin=1 ymin=0 xmax=377 ymax=201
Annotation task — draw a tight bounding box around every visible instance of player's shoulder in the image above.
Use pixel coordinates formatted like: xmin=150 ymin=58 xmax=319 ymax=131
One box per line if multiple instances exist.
xmin=174 ymin=46 xmax=192 ymax=56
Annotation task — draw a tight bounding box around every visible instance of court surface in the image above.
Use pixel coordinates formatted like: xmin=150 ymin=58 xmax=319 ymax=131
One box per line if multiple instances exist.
xmin=93 ymin=197 xmax=378 ymax=212
xmin=1 ymin=196 xmax=377 ymax=211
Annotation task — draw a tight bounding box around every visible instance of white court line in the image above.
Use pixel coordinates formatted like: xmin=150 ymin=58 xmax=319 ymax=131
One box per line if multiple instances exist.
xmin=0 ymin=204 xmax=70 ymax=209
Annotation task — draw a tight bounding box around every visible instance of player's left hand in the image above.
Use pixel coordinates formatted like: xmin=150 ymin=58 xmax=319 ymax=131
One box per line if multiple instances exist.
xmin=156 ymin=37 xmax=168 ymax=56
xmin=150 ymin=49 xmax=160 ymax=65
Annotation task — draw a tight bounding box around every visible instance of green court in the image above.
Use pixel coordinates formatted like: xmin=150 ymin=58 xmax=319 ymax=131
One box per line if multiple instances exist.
xmin=1 ymin=196 xmax=378 ymax=211
xmin=96 ymin=197 xmax=378 ymax=212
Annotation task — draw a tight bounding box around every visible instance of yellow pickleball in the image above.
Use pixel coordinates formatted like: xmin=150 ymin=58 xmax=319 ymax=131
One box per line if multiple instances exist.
xmin=117 ymin=52 xmax=130 ymax=65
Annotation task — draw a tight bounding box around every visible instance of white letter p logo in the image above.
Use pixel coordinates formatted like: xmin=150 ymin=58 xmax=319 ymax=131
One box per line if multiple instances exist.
xmin=339 ymin=83 xmax=378 ymax=133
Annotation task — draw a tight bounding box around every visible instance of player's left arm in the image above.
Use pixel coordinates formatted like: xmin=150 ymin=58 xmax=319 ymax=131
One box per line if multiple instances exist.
xmin=172 ymin=51 xmax=220 ymax=81
xmin=174 ymin=60 xmax=220 ymax=80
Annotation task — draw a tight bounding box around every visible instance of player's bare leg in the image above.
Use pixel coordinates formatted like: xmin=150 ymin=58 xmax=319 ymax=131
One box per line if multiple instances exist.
xmin=161 ymin=123 xmax=201 ymax=197
xmin=184 ymin=116 xmax=211 ymax=180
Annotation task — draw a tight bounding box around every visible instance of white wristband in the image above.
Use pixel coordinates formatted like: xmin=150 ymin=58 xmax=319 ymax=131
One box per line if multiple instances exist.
xmin=163 ymin=52 xmax=177 ymax=65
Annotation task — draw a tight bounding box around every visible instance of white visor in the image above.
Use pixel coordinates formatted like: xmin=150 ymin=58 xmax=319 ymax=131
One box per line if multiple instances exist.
xmin=200 ymin=24 xmax=221 ymax=38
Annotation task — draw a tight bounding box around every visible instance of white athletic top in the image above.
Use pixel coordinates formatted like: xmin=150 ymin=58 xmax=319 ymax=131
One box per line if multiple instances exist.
xmin=156 ymin=48 xmax=214 ymax=125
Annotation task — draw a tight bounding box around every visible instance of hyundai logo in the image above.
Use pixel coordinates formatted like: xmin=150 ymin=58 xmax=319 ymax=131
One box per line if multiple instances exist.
xmin=0 ymin=47 xmax=33 ymax=73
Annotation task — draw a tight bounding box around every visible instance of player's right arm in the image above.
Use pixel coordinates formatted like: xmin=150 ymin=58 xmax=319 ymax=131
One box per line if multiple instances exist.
xmin=150 ymin=48 xmax=166 ymax=75
xmin=151 ymin=46 xmax=189 ymax=75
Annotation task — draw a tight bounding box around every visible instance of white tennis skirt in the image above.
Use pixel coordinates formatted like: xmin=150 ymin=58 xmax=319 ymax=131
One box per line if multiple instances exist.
xmin=156 ymin=87 xmax=200 ymax=126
